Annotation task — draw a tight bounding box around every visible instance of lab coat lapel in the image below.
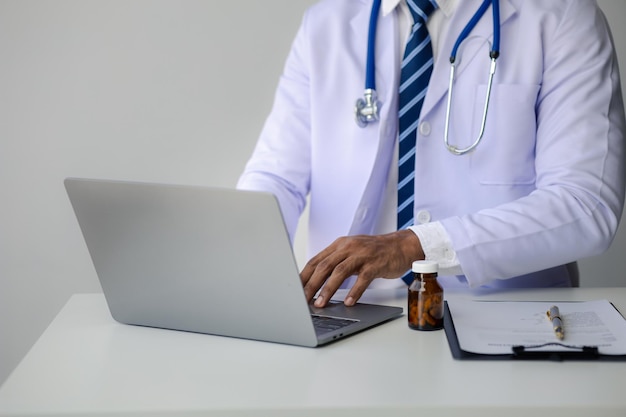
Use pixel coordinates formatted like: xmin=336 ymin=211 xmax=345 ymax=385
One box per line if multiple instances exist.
xmin=421 ymin=0 xmax=517 ymax=118
xmin=348 ymin=1 xmax=400 ymax=235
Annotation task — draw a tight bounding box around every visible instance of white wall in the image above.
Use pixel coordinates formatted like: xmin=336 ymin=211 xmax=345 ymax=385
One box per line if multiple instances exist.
xmin=577 ymin=0 xmax=626 ymax=288
xmin=1 ymin=0 xmax=625 ymax=385
xmin=0 ymin=0 xmax=318 ymax=385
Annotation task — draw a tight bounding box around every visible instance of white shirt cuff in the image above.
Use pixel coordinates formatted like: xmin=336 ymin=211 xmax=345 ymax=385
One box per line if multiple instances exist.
xmin=408 ymin=222 xmax=463 ymax=276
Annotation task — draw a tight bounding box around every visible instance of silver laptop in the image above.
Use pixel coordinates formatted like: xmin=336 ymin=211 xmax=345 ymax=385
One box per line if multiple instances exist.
xmin=64 ymin=178 xmax=403 ymax=347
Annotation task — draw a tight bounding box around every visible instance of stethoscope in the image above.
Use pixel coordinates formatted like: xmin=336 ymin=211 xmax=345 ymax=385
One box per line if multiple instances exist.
xmin=355 ymin=0 xmax=501 ymax=155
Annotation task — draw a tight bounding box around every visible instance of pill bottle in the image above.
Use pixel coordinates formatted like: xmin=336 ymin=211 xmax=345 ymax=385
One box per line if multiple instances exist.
xmin=408 ymin=260 xmax=444 ymax=331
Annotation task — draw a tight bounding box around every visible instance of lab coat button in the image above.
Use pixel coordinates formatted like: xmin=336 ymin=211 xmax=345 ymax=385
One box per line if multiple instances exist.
xmin=416 ymin=210 xmax=431 ymax=224
xmin=419 ymin=122 xmax=431 ymax=136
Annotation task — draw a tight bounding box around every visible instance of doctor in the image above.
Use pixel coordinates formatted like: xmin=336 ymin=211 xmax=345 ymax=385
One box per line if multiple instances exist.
xmin=238 ymin=0 xmax=625 ymax=307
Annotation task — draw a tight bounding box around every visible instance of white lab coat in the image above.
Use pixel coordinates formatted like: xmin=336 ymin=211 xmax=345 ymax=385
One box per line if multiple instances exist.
xmin=238 ymin=0 xmax=625 ymax=288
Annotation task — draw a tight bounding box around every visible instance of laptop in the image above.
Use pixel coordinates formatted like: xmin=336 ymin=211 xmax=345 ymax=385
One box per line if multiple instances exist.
xmin=64 ymin=178 xmax=403 ymax=347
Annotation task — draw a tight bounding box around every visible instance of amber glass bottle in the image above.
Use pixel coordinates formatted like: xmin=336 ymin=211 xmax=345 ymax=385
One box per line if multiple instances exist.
xmin=408 ymin=261 xmax=444 ymax=331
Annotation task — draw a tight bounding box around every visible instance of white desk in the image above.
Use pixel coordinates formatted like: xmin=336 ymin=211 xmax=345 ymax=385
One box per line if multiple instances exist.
xmin=1 ymin=287 xmax=625 ymax=417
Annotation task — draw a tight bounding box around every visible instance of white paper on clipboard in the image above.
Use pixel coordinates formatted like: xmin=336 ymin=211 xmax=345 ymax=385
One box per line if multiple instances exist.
xmin=446 ymin=299 xmax=626 ymax=355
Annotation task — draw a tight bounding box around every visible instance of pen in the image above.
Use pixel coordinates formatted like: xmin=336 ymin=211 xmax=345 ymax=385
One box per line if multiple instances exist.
xmin=546 ymin=305 xmax=564 ymax=340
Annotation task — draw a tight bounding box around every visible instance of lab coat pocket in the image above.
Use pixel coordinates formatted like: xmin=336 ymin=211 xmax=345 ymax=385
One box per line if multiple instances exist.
xmin=469 ymin=84 xmax=540 ymax=185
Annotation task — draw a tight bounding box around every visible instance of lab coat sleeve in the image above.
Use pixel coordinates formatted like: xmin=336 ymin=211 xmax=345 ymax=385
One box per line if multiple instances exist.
xmin=441 ymin=3 xmax=626 ymax=287
xmin=237 ymin=14 xmax=313 ymax=242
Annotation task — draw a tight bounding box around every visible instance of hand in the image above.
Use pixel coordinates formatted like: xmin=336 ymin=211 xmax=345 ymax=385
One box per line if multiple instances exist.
xmin=300 ymin=230 xmax=424 ymax=307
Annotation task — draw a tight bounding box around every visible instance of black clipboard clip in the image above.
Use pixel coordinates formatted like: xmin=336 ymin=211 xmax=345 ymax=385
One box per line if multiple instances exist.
xmin=512 ymin=342 xmax=599 ymax=361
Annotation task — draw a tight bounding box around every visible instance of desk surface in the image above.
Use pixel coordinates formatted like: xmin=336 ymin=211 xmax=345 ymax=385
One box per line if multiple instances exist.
xmin=1 ymin=287 xmax=625 ymax=417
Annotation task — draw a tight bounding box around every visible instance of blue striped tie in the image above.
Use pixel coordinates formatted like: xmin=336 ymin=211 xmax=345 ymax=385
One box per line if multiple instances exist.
xmin=398 ymin=0 xmax=437 ymax=285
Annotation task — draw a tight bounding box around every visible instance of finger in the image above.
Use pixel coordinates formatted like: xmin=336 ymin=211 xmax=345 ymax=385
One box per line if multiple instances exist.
xmin=300 ymin=242 xmax=339 ymax=286
xmin=302 ymin=252 xmax=348 ymax=303
xmin=300 ymin=255 xmax=320 ymax=287
xmin=314 ymin=259 xmax=357 ymax=307
xmin=344 ymin=271 xmax=375 ymax=306
xmin=300 ymin=257 xmax=327 ymax=302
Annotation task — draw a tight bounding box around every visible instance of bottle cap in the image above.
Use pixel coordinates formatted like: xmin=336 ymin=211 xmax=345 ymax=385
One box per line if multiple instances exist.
xmin=412 ymin=260 xmax=438 ymax=273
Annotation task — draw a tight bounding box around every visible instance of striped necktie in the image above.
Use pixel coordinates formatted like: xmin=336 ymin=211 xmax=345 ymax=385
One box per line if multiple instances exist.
xmin=398 ymin=0 xmax=437 ymax=285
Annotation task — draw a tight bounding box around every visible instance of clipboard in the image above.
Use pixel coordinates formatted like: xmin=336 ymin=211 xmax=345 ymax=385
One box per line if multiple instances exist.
xmin=443 ymin=301 xmax=626 ymax=361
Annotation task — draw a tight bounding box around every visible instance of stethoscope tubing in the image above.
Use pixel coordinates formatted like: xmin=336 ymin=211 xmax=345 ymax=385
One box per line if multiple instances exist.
xmin=356 ymin=0 xmax=501 ymax=156
xmin=445 ymin=0 xmax=500 ymax=155
xmin=365 ymin=0 xmax=382 ymax=90
xmin=354 ymin=0 xmax=382 ymax=127
xmin=450 ymin=0 xmax=500 ymax=62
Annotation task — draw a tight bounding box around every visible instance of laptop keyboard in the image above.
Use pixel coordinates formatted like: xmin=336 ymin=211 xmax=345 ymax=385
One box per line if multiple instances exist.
xmin=311 ymin=314 xmax=358 ymax=335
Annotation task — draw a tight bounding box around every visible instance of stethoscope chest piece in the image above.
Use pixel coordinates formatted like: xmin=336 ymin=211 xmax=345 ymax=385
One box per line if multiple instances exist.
xmin=355 ymin=88 xmax=380 ymax=127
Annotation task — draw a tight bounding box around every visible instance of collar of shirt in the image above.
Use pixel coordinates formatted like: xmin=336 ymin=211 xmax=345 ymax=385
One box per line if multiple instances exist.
xmin=381 ymin=0 xmax=457 ymax=59
xmin=382 ymin=0 xmax=456 ymax=20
